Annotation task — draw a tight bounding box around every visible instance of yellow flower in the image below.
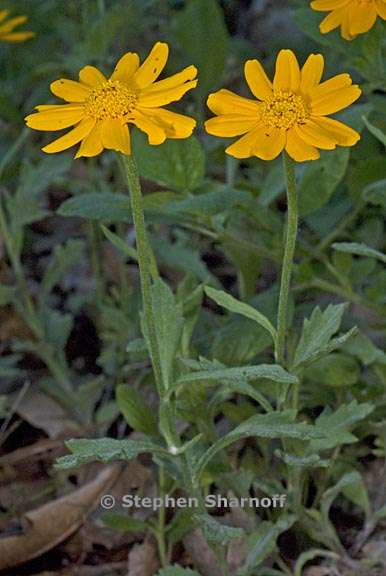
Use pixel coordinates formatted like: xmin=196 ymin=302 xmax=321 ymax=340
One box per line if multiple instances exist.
xmin=25 ymin=42 xmax=198 ymax=158
xmin=311 ymin=0 xmax=386 ymax=40
xmin=0 ymin=9 xmax=34 ymax=42
xmin=205 ymin=50 xmax=361 ymax=162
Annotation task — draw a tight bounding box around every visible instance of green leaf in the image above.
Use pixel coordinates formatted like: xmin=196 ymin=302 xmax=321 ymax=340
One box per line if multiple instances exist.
xmin=176 ymin=364 xmax=298 ymax=389
xmin=43 ymin=309 xmax=73 ymax=351
xmin=195 ymin=411 xmax=325 ymax=479
xmin=205 ymin=286 xmax=277 ymax=345
xmin=42 ymin=239 xmax=85 ymax=295
xmin=157 ymin=567 xmax=200 ymax=576
xmin=116 ymin=384 xmax=158 ymax=436
xmin=304 ymin=353 xmax=359 ymax=388
xmin=298 ymin=148 xmax=350 ymax=216
xmin=294 ymin=549 xmax=339 ymax=576
xmin=293 ymin=303 xmax=349 ymax=368
xmin=362 ymin=116 xmax=386 ymax=146
xmin=58 ymin=192 xmax=131 ymax=221
xmin=343 ymin=332 xmax=386 ymax=366
xmin=150 ymin=278 xmax=184 ymax=390
xmin=238 ymin=515 xmax=296 ymax=575
xmin=321 ymin=471 xmax=366 ymax=524
xmin=167 ymin=186 xmax=251 ymax=217
xmin=103 ymin=512 xmax=148 ymax=533
xmin=101 ymin=225 xmax=137 ymax=261
xmin=0 ymin=283 xmax=15 ymax=306
xmin=194 ymin=512 xmax=243 ymax=545
xmin=175 ymin=0 xmax=229 ymax=100
xmin=332 ymin=241 xmax=386 ymax=264
xmin=56 ymin=438 xmax=167 ymax=469
xmin=310 ymin=400 xmax=373 ymax=452
xmin=133 ymin=132 xmax=205 ymax=192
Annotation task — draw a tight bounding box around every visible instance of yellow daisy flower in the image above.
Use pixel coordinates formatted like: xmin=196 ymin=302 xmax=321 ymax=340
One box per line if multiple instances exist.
xmin=25 ymin=42 xmax=198 ymax=158
xmin=0 ymin=9 xmax=34 ymax=42
xmin=311 ymin=0 xmax=386 ymax=40
xmin=205 ymin=50 xmax=361 ymax=162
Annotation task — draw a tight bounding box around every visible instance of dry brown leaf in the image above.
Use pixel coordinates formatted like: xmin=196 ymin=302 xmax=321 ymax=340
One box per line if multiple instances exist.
xmin=127 ymin=538 xmax=159 ymax=576
xmin=183 ymin=528 xmax=224 ymax=576
xmin=0 ymin=464 xmax=122 ymax=570
xmin=17 ymin=389 xmax=79 ymax=437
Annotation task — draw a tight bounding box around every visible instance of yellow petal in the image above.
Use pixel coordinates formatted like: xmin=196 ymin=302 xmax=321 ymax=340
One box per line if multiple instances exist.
xmin=225 ymin=127 xmax=262 ymax=159
xmin=50 ymin=79 xmax=90 ymax=102
xmin=42 ymin=117 xmax=96 ymax=154
xmin=75 ymin=122 xmax=103 ymax=158
xmin=0 ymin=15 xmax=27 ymax=34
xmin=348 ymin=3 xmax=377 ymax=35
xmin=244 ymin=59 xmax=273 ymax=101
xmin=0 ymin=31 xmax=34 ymax=42
xmin=205 ymin=115 xmax=259 ymax=137
xmin=79 ymin=65 xmax=106 ymax=87
xmin=253 ymin=127 xmax=286 ymax=160
xmin=101 ymin=119 xmax=131 ymax=154
xmin=0 ymin=10 xmax=9 ymax=23
xmin=376 ymin=0 xmax=386 ymax=19
xmin=132 ymin=112 xmax=166 ymax=145
xmin=141 ymin=65 xmax=197 ymax=94
xmin=285 ymin=128 xmax=320 ymax=162
xmin=110 ymin=52 xmax=140 ymax=82
xmin=311 ymin=116 xmax=360 ymax=146
xmin=341 ymin=10 xmax=354 ymax=39
xmin=134 ymin=42 xmax=169 ymax=89
xmin=142 ymin=108 xmax=196 ymax=139
xmin=25 ymin=104 xmax=85 ymax=131
xmin=309 ymin=73 xmax=352 ymax=99
xmin=295 ymin=120 xmax=336 ymax=150
xmin=138 ymin=79 xmax=197 ymax=107
xmin=300 ymin=54 xmax=324 ymax=94
xmin=273 ymin=50 xmax=301 ymax=92
xmin=207 ymin=89 xmax=260 ymax=116
xmin=311 ymin=84 xmax=361 ymax=115
xmin=319 ymin=7 xmax=345 ymax=33
xmin=311 ymin=0 xmax=350 ymax=10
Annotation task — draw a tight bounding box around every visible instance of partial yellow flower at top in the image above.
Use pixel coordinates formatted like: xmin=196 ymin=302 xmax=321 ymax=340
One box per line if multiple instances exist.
xmin=311 ymin=0 xmax=386 ymax=40
xmin=25 ymin=42 xmax=197 ymax=158
xmin=205 ymin=50 xmax=361 ymax=162
xmin=0 ymin=9 xmax=34 ymax=42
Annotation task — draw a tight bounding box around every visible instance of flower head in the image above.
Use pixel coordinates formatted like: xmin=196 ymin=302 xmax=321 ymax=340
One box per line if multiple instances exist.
xmin=25 ymin=42 xmax=198 ymax=158
xmin=0 ymin=9 xmax=34 ymax=42
xmin=205 ymin=50 xmax=361 ymax=162
xmin=311 ymin=0 xmax=386 ymax=40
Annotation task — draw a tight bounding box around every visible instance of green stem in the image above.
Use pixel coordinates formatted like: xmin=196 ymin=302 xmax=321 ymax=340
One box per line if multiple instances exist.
xmin=276 ymin=153 xmax=298 ymax=367
xmin=88 ymin=220 xmax=104 ymax=307
xmin=156 ymin=467 xmax=168 ymax=567
xmin=120 ymin=155 xmax=163 ymax=392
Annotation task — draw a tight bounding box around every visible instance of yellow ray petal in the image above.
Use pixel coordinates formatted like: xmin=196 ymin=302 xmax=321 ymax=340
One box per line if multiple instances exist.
xmin=253 ymin=127 xmax=286 ymax=160
xmin=348 ymin=3 xmax=377 ymax=35
xmin=225 ymin=127 xmax=262 ymax=159
xmin=50 ymin=79 xmax=90 ymax=102
xmin=110 ymin=52 xmax=140 ymax=82
xmin=273 ymin=50 xmax=301 ymax=92
xmin=42 ymin=117 xmax=96 ymax=154
xmin=142 ymin=108 xmax=196 ymax=139
xmin=319 ymin=7 xmax=346 ymax=33
xmin=141 ymin=65 xmax=197 ymax=94
xmin=79 ymin=65 xmax=106 ymax=87
xmin=309 ymin=73 xmax=352 ymax=99
xmin=0 ymin=15 xmax=27 ymax=34
xmin=207 ymin=89 xmax=260 ymax=116
xmin=311 ymin=116 xmax=360 ymax=146
xmin=75 ymin=122 xmax=103 ymax=158
xmin=311 ymin=0 xmax=350 ymax=10
xmin=134 ymin=42 xmax=169 ymax=89
xmin=300 ymin=54 xmax=324 ymax=94
xmin=25 ymin=105 xmax=85 ymax=131
xmin=0 ymin=10 xmax=9 ymax=24
xmin=132 ymin=112 xmax=166 ymax=145
xmin=0 ymin=31 xmax=34 ymax=42
xmin=341 ymin=9 xmax=354 ymax=40
xmin=376 ymin=0 xmax=386 ymax=19
xmin=101 ymin=119 xmax=131 ymax=154
xmin=244 ymin=59 xmax=273 ymax=101
xmin=205 ymin=115 xmax=260 ymax=137
xmin=295 ymin=120 xmax=336 ymax=150
xmin=285 ymin=128 xmax=320 ymax=162
xmin=311 ymin=84 xmax=361 ymax=115
xmin=138 ymin=79 xmax=197 ymax=107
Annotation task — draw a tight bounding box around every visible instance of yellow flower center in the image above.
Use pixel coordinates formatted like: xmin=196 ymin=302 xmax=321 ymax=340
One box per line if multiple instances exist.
xmin=261 ymin=91 xmax=308 ymax=130
xmin=85 ymin=80 xmax=138 ymax=120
